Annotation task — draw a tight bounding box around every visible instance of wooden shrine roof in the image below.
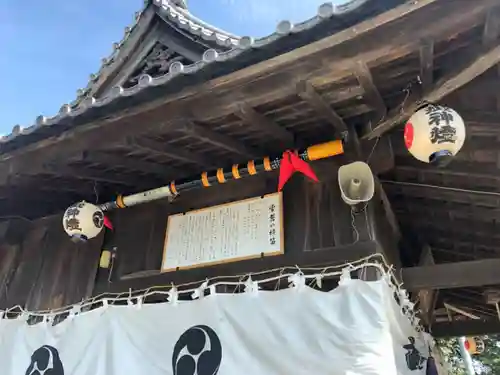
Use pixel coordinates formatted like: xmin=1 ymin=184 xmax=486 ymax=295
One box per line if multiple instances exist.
xmin=67 ymin=0 xmax=239 ymax=110
xmin=0 ymin=0 xmax=399 ymax=150
xmin=1 ymin=0 xmax=500 ymax=334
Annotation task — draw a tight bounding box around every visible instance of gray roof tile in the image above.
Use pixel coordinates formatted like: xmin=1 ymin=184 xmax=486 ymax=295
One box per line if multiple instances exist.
xmin=3 ymin=0 xmax=394 ymax=148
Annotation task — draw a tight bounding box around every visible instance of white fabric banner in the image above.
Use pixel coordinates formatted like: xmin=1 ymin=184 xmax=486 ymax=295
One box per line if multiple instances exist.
xmin=0 ymin=277 xmax=429 ymax=375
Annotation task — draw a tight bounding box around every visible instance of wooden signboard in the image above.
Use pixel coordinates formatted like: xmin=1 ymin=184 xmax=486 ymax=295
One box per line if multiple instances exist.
xmin=161 ymin=193 xmax=284 ymax=271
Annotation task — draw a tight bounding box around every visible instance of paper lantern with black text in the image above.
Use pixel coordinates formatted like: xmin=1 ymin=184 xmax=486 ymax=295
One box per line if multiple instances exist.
xmin=464 ymin=337 xmax=485 ymax=355
xmin=62 ymin=201 xmax=105 ymax=241
xmin=404 ymin=104 xmax=465 ymax=167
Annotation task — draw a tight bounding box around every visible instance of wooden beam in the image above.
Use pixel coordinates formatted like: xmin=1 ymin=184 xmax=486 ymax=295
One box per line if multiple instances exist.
xmin=235 ymin=105 xmax=296 ymax=147
xmin=483 ymin=7 xmax=500 ymax=112
xmin=416 ymin=245 xmax=439 ymax=326
xmin=0 ymin=184 xmax=91 ymax=202
xmin=400 ymin=218 xmax=500 ymax=245
xmin=296 ymin=81 xmax=347 ymax=134
xmin=419 ymin=39 xmax=434 ymax=93
xmin=354 ymin=61 xmax=387 ymax=122
xmin=4 ymin=175 xmax=96 ymax=196
xmin=484 ymin=289 xmax=500 ymax=304
xmin=403 ymin=258 xmax=500 ymax=290
xmin=483 ymin=7 xmax=500 ymax=48
xmin=127 ymin=137 xmax=219 ymax=169
xmin=93 ymin=241 xmax=379 ymax=294
xmin=391 ymin=163 xmax=500 ymax=196
xmin=432 ymin=319 xmax=500 ymax=337
xmin=404 ymin=227 xmax=500 ymax=253
xmin=181 ymin=121 xmax=261 ymax=159
xmin=82 ymin=151 xmax=179 ymax=178
xmin=365 ymin=43 xmax=500 ymax=139
xmin=497 ymin=64 xmax=500 ymax=112
xmin=44 ymin=163 xmax=143 ymax=188
xmin=395 ymin=205 xmax=500 ymax=225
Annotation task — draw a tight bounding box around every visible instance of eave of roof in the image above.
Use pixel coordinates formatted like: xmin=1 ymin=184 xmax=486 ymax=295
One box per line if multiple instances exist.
xmin=72 ymin=0 xmax=240 ymax=108
xmin=2 ymin=0 xmax=399 ymax=151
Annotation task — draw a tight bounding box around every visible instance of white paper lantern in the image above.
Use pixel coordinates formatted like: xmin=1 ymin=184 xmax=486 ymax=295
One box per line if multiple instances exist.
xmin=62 ymin=201 xmax=105 ymax=241
xmin=404 ymin=104 xmax=465 ymax=166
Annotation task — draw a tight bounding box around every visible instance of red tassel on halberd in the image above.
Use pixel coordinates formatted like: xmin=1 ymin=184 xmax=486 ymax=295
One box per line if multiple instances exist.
xmin=104 ymin=216 xmax=113 ymax=230
xmin=278 ymin=151 xmax=319 ymax=191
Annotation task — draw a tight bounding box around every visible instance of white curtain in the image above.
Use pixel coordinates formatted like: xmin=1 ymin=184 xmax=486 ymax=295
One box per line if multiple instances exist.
xmin=0 ymin=276 xmax=428 ymax=375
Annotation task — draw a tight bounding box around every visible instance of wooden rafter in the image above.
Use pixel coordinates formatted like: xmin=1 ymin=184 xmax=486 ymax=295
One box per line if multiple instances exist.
xmin=401 ymin=214 xmax=496 ymax=234
xmin=393 ymin=160 xmax=500 ymax=183
xmin=181 ymin=121 xmax=261 ymax=159
xmin=296 ymin=80 xmax=347 ymax=134
xmin=393 ymin=201 xmax=500 ymax=222
xmin=126 ymin=137 xmax=218 ymax=169
xmin=5 ymin=175 xmax=95 ymax=196
xmin=354 ymin=61 xmax=386 ymax=122
xmin=234 ymin=105 xmax=295 ymax=147
xmin=406 ymin=226 xmax=500 ymax=252
xmin=0 ymin=189 xmax=80 ymax=205
xmin=483 ymin=7 xmax=500 ymax=48
xmin=44 ymin=163 xmax=142 ymax=188
xmin=82 ymin=151 xmax=179 ymax=178
xmin=497 ymin=65 xmax=500 ymax=112
xmin=419 ymin=39 xmax=434 ymax=94
xmin=364 ymin=43 xmax=500 ymax=139
xmin=483 ymin=7 xmax=500 ymax=112
xmin=392 ymin=163 xmax=500 ymax=180
xmin=432 ymin=247 xmax=493 ymax=261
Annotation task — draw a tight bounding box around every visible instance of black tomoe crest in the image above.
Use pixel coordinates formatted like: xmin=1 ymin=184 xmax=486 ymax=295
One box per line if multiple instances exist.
xmin=403 ymin=336 xmax=426 ymax=371
xmin=172 ymin=325 xmax=222 ymax=375
xmin=92 ymin=211 xmax=104 ymax=229
xmin=25 ymin=345 xmax=64 ymax=375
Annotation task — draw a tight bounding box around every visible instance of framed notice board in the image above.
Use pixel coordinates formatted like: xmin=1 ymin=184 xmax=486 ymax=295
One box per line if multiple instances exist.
xmin=161 ymin=193 xmax=284 ymax=271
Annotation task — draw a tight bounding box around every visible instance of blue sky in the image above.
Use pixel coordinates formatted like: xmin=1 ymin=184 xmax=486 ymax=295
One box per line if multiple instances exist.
xmin=0 ymin=0 xmax=330 ymax=133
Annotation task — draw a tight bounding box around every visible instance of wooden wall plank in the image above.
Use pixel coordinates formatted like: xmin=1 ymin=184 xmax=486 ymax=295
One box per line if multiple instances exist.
xmin=63 ymin=232 xmax=103 ymax=306
xmin=0 ymin=242 xmax=22 ymax=308
xmin=26 ymin=223 xmax=72 ymax=311
xmin=4 ymin=223 xmax=48 ymax=309
xmin=0 ymin=216 xmax=103 ymax=311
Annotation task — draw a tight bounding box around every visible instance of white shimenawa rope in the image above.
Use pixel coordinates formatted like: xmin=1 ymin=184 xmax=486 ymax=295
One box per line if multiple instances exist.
xmin=2 ymin=253 xmax=422 ymax=332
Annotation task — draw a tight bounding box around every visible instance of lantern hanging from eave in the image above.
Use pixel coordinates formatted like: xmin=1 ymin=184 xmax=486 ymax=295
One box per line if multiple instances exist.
xmin=404 ymin=104 xmax=465 ymax=167
xmin=62 ymin=201 xmax=105 ymax=242
xmin=464 ymin=337 xmax=485 ymax=355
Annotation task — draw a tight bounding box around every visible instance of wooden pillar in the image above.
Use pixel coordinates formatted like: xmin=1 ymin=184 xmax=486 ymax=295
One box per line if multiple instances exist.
xmin=415 ymin=245 xmax=439 ymax=328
